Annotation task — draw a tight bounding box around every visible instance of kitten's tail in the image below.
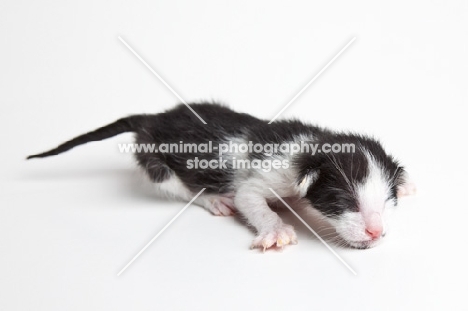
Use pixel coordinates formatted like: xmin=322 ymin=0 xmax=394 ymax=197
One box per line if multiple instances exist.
xmin=26 ymin=115 xmax=145 ymax=159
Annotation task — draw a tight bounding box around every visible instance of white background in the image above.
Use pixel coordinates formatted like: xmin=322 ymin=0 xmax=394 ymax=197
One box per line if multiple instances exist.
xmin=1 ymin=0 xmax=467 ymax=310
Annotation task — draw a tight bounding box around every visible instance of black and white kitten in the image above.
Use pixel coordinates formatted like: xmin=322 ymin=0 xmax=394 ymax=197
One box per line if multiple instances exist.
xmin=28 ymin=103 xmax=416 ymax=250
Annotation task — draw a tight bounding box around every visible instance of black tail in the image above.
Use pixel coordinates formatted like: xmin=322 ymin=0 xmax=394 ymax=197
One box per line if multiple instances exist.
xmin=27 ymin=115 xmax=144 ymax=159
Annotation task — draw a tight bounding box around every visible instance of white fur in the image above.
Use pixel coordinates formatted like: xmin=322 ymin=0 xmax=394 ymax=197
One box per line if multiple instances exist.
xmin=330 ymin=150 xmax=395 ymax=247
xmin=226 ymin=136 xmax=308 ymax=249
xmin=154 ymin=174 xmax=193 ymax=201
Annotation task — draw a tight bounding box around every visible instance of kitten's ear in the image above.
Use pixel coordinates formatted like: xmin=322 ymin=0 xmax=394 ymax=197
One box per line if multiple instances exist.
xmin=294 ymin=153 xmax=324 ymax=197
xmin=296 ymin=170 xmax=319 ymax=197
xmin=397 ymin=171 xmax=417 ymax=198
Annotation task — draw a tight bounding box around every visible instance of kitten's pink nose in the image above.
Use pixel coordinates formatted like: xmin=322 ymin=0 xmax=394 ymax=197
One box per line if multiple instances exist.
xmin=365 ymin=213 xmax=383 ymax=239
xmin=365 ymin=227 xmax=382 ymax=239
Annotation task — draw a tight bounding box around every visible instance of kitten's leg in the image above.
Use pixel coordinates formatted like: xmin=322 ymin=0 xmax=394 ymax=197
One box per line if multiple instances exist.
xmin=235 ymin=185 xmax=297 ymax=251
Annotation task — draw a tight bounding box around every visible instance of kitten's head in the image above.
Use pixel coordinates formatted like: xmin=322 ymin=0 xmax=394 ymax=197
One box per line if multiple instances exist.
xmin=295 ymin=135 xmax=408 ymax=249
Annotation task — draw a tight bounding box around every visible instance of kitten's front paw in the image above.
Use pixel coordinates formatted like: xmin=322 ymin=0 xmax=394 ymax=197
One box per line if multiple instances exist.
xmin=250 ymin=224 xmax=298 ymax=251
